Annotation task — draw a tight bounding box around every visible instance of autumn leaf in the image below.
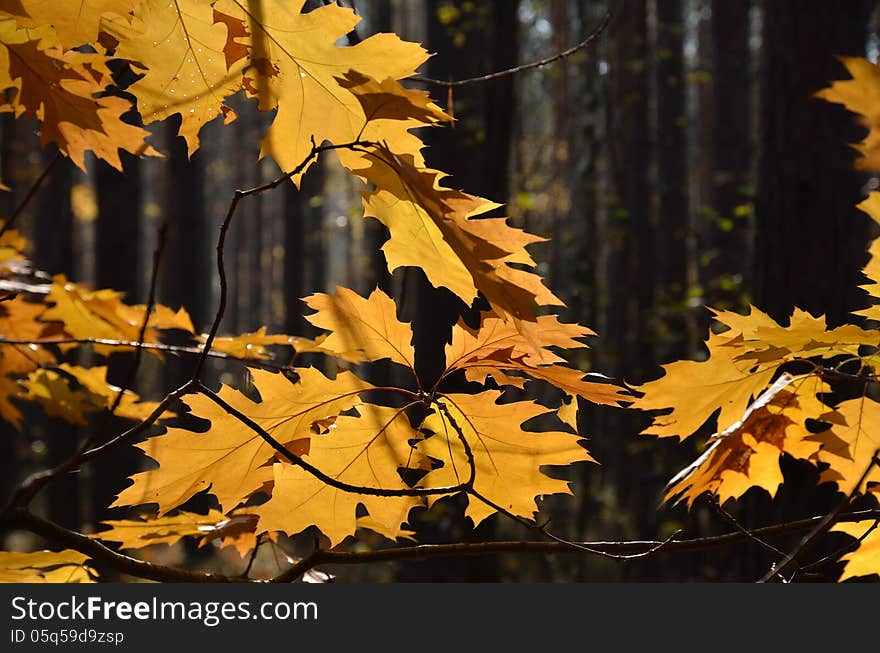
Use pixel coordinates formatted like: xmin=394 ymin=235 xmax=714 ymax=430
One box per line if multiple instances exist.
xmin=813 ymin=395 xmax=880 ymax=496
xmin=303 ymin=286 xmax=416 ymax=372
xmin=854 ymin=193 xmax=880 ymax=322
xmin=830 ymin=520 xmax=880 ymax=580
xmin=337 ymin=69 xmax=451 ymax=127
xmin=0 ymin=20 xmax=159 ymax=170
xmin=0 ymin=219 xmax=26 ymax=269
xmin=102 ymin=0 xmax=246 ymax=154
xmin=213 ymin=0 xmax=428 ymax=181
xmin=22 ymin=368 xmax=91 ymax=424
xmin=0 ymin=294 xmax=55 ymax=376
xmin=92 ymin=508 xmax=267 ymax=557
xmin=815 ymin=56 xmax=880 ymax=171
xmin=41 ymin=275 xmax=193 ymax=355
xmin=0 ymin=549 xmax=94 ymax=583
xmin=664 ymin=374 xmax=831 ymax=506
xmin=255 ymin=405 xmax=428 ymax=547
xmin=634 ymin=330 xmax=777 ymax=440
xmin=418 ymin=391 xmax=594 ymax=525
xmin=56 ymin=363 xmax=160 ymax=421
xmin=113 ymin=367 xmax=374 ymax=514
xmin=357 ymin=146 xmax=561 ymax=319
xmin=5 ymin=0 xmax=136 ymax=49
xmin=199 ymin=326 xmax=311 ymax=360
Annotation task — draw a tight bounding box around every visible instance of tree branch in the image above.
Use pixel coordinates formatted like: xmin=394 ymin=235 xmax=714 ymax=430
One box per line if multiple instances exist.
xmin=411 ymin=13 xmax=610 ymax=88
xmin=270 ymin=508 xmax=880 ymax=582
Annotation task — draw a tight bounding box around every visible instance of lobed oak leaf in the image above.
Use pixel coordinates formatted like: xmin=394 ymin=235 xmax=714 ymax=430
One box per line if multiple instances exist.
xmin=812 ymin=395 xmax=880 ymax=495
xmin=815 ymin=56 xmax=880 ymax=171
xmin=41 ymin=275 xmax=192 ymax=355
xmin=0 ymin=21 xmax=159 ymax=170
xmin=336 ymin=69 xmax=451 ymax=126
xmin=22 ymin=368 xmax=92 ymax=425
xmin=303 ymin=286 xmax=416 ymax=372
xmin=198 ymin=326 xmax=309 ymax=360
xmin=357 ymin=145 xmax=561 ymax=318
xmin=5 ymin=0 xmax=136 ymax=49
xmin=92 ymin=508 xmax=265 ymax=556
xmin=830 ymin=520 xmax=880 ymax=580
xmin=56 ymin=363 xmax=160 ymax=421
xmin=255 ymin=405 xmax=427 ymax=547
xmin=418 ymin=391 xmax=594 ymax=526
xmin=0 ymin=219 xmax=26 ymax=269
xmin=113 ymin=367 xmax=374 ymax=514
xmin=0 ymin=294 xmax=55 ymax=377
xmin=213 ymin=0 xmax=428 ymax=182
xmin=854 ymin=193 xmax=880 ymax=321
xmin=0 ymin=549 xmax=94 ymax=583
xmin=634 ymin=330 xmax=777 ymax=440
xmin=102 ymin=0 xmax=246 ymax=155
xmin=664 ymin=373 xmax=830 ymax=506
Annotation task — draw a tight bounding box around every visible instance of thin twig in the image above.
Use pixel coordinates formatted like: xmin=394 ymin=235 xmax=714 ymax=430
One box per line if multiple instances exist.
xmin=269 ymin=508 xmax=880 ymax=582
xmin=240 ymin=533 xmax=264 ymax=579
xmin=0 ymin=152 xmax=61 ymax=238
xmin=411 ymin=13 xmax=611 ymax=88
xmin=106 ymin=219 xmax=167 ymax=417
xmin=192 ymin=138 xmax=374 ymax=381
xmin=0 ymin=336 xmax=297 ymax=371
xmin=705 ymin=494 xmax=791 ymax=576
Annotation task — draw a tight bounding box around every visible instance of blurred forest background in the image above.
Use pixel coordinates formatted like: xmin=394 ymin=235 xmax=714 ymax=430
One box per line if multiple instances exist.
xmin=3 ymin=0 xmax=880 ymax=581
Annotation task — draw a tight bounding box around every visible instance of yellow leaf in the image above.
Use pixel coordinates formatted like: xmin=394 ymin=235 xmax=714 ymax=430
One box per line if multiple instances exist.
xmin=664 ymin=373 xmax=830 ymax=506
xmin=357 ymin=146 xmax=561 ymax=318
xmin=255 ymin=405 xmax=427 ymax=547
xmin=830 ymin=520 xmax=880 ymax=580
xmin=41 ymin=275 xmax=192 ymax=355
xmin=0 ymin=549 xmax=94 ymax=583
xmin=634 ymin=330 xmax=777 ymax=440
xmin=0 ymin=294 xmax=55 ymax=377
xmin=336 ymin=69 xmax=451 ymax=126
xmin=214 ymin=0 xmax=428 ymax=181
xmin=103 ymin=0 xmax=246 ymax=154
xmin=198 ymin=326 xmax=305 ymax=360
xmin=57 ymin=363 xmax=160 ymax=421
xmin=22 ymin=368 xmax=92 ymax=425
xmin=94 ymin=509 xmax=233 ymax=549
xmin=114 ymin=367 xmax=374 ymax=513
xmin=0 ymin=219 xmax=26 ymax=269
xmin=815 ymin=57 xmax=880 ymax=171
xmin=303 ymin=286 xmax=416 ymax=372
xmin=813 ymin=395 xmax=880 ymax=495
xmin=418 ymin=392 xmax=594 ymax=526
xmin=0 ymin=21 xmax=159 ymax=170
xmin=8 ymin=0 xmax=136 ymax=49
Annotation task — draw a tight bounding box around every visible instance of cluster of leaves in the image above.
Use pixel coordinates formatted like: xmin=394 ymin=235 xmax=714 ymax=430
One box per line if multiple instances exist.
xmin=1 ymin=1 xmax=879 ymax=582
xmin=0 ymin=0 xmax=625 ymax=581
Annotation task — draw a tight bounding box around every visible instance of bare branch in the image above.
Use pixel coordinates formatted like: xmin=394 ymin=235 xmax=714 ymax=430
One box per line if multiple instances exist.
xmin=270 ymin=508 xmax=880 ymax=582
xmin=411 ymin=13 xmax=611 ymax=88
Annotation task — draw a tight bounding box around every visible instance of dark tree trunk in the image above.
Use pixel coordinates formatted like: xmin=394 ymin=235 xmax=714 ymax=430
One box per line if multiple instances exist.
xmin=709 ymin=0 xmax=752 ymax=310
xmin=755 ymin=0 xmax=872 ymax=326
xmin=653 ymin=0 xmax=690 ymax=361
